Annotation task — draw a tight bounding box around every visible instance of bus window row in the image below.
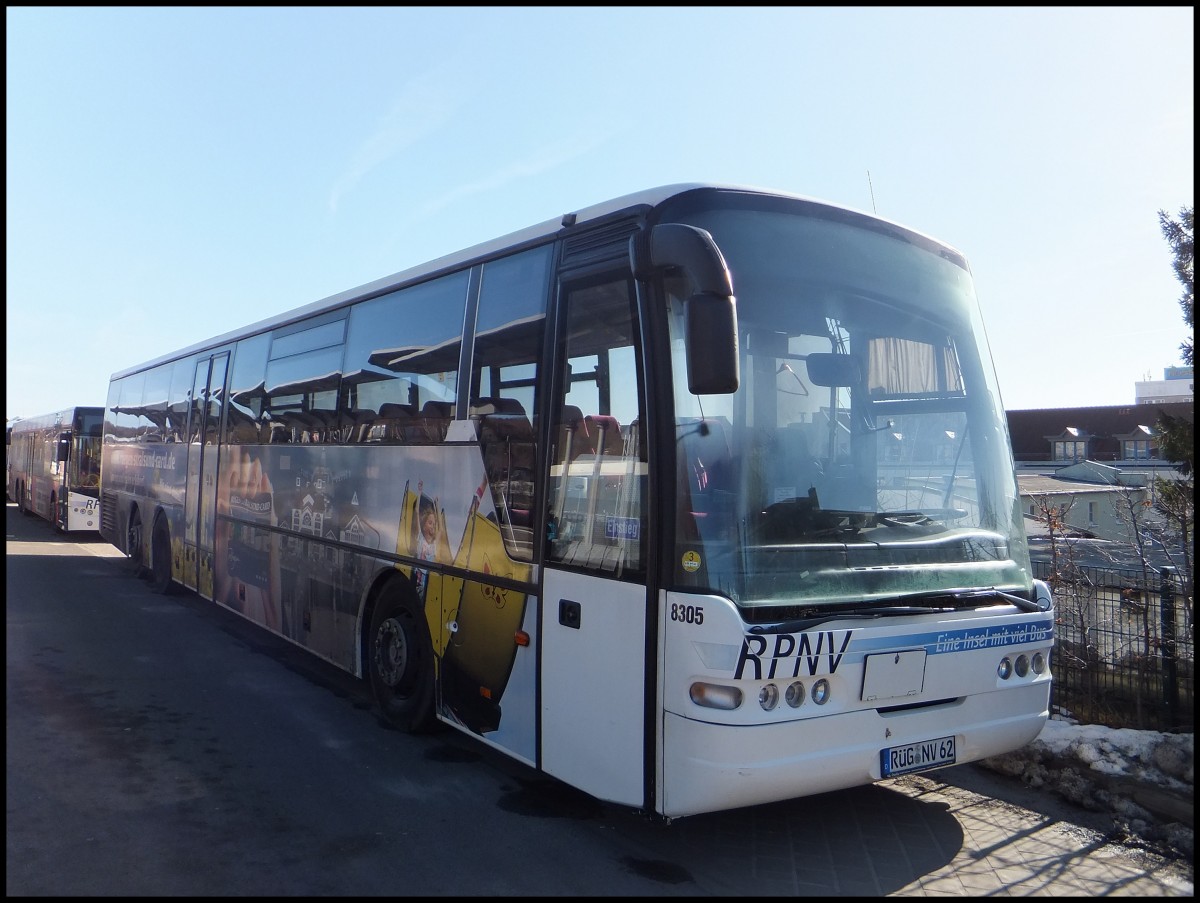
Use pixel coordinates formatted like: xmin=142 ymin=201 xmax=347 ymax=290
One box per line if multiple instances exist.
xmin=105 ymin=247 xmax=553 ymax=450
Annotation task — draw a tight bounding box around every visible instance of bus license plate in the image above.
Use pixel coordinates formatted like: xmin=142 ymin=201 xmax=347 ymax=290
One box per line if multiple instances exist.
xmin=881 ymin=736 xmax=956 ymax=777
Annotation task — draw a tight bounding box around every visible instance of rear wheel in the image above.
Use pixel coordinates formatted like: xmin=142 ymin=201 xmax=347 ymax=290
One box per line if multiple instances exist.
xmin=150 ymin=515 xmax=177 ymax=594
xmin=368 ymin=583 xmax=437 ymax=733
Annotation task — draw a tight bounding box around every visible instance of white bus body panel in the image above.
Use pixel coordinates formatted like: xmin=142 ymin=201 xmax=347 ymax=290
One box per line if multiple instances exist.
xmin=541 ymin=568 xmax=646 ymax=808
xmin=657 ymin=590 xmax=1052 ymax=819
xmin=64 ymin=490 xmax=100 ymax=532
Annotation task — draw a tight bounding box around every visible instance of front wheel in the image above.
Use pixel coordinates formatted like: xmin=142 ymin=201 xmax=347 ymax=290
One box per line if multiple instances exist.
xmin=368 ymin=584 xmax=437 ymax=733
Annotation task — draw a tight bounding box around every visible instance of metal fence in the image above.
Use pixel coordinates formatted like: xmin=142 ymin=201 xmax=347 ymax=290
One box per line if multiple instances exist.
xmin=1033 ymin=562 xmax=1194 ymax=732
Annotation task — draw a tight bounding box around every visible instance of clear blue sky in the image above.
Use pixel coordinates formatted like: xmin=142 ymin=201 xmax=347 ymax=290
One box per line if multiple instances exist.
xmin=6 ymin=7 xmax=1194 ymax=421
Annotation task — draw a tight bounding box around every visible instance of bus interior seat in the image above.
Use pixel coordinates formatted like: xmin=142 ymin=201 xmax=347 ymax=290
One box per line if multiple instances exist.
xmin=470 ymin=395 xmax=524 ymax=419
xmin=474 ymin=397 xmax=536 ymax=476
xmin=375 ymin=402 xmax=415 ymax=442
xmin=584 ymin=414 xmax=623 ymax=458
xmin=267 ymin=420 xmax=292 ymax=443
xmin=557 ymin=405 xmax=591 ymax=463
xmin=344 ymin=407 xmax=377 ymax=443
xmin=417 ymin=400 xmax=453 ymax=443
xmin=473 ymin=396 xmax=536 ymax=550
xmin=309 ymin=408 xmax=339 ymax=442
xmin=226 ymin=409 xmax=260 ymax=445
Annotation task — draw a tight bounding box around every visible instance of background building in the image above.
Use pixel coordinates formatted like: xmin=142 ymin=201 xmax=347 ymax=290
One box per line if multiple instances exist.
xmin=1135 ymin=366 xmax=1193 ymax=405
xmin=1006 ymin=401 xmax=1193 ymax=470
xmin=1006 ymin=390 xmax=1192 ymax=555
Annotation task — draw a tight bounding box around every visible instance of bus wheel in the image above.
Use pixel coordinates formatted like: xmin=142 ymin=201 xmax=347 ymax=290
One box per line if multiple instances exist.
xmin=368 ymin=584 xmax=436 ymax=733
xmin=127 ymin=509 xmax=147 ymax=578
xmin=51 ymin=493 xmax=64 ymax=533
xmin=18 ymin=483 xmax=32 ymax=517
xmin=150 ymin=516 xmax=177 ymax=595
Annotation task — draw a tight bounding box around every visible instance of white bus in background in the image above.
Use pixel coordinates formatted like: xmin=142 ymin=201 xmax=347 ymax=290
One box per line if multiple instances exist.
xmin=99 ymin=183 xmax=1053 ymax=820
xmin=9 ymin=406 xmax=103 ymax=532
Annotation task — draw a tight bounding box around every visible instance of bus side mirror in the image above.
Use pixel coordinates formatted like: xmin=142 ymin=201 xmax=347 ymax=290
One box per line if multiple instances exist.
xmin=686 ymin=292 xmax=739 ymax=395
xmin=56 ymin=434 xmax=71 ymax=463
xmin=631 ymin=223 xmax=740 ymax=395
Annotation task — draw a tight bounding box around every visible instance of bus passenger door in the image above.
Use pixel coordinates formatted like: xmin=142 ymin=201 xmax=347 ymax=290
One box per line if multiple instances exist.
xmin=183 ymin=352 xmax=228 ymax=595
xmin=540 ymin=274 xmax=649 ymax=809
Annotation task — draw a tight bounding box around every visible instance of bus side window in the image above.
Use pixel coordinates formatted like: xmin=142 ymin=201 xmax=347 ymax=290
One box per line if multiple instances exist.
xmin=547 ymin=275 xmax=647 ymax=578
xmin=468 ymin=246 xmax=551 ymax=561
xmin=341 ymin=270 xmax=469 ymax=447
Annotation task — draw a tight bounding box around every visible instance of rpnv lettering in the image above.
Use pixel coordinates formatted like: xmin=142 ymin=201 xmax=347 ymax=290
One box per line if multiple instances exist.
xmin=734 ymin=629 xmax=853 ymax=679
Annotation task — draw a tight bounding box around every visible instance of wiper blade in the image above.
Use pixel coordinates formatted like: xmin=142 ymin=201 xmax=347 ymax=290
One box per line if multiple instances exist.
xmin=923 ymin=587 xmax=1051 ymax=614
xmin=750 ymin=586 xmax=1052 ymax=634
xmin=749 ymin=606 xmax=958 ymax=634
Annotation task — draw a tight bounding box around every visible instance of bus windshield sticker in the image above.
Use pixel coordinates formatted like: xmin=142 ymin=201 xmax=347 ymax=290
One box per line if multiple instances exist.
xmin=604 ymin=516 xmax=640 ymax=541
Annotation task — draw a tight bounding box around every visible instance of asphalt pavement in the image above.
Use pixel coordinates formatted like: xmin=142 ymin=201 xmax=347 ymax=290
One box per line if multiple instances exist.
xmin=6 ymin=501 xmax=1194 ymax=896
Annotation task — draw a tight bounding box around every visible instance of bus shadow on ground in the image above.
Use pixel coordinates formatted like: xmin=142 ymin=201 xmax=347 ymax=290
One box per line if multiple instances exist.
xmin=597 ymin=783 xmax=964 ymax=895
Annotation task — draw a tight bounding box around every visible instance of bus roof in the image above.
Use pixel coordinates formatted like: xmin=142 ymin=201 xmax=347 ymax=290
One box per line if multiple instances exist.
xmin=107 ymin=182 xmax=944 ymax=381
xmin=9 ymin=406 xmax=104 ymax=434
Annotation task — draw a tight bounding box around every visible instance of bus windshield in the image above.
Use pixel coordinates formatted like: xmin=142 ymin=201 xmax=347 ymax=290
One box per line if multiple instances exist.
xmin=668 ymin=202 xmax=1031 ymax=609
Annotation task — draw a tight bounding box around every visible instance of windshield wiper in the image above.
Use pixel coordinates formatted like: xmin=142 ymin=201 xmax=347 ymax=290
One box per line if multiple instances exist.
xmin=888 ymin=587 xmax=1050 ymax=614
xmin=749 ymin=605 xmax=959 ymax=634
xmin=749 ymin=586 xmax=1051 ymax=634
xmin=941 ymin=587 xmax=1050 ymax=613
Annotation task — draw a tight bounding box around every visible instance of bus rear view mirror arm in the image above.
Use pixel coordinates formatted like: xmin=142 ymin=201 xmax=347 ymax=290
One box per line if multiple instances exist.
xmin=630 ymin=223 xmax=740 ymax=395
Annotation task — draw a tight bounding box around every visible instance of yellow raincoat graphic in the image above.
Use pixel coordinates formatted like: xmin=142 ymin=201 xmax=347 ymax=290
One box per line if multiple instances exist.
xmin=443 ymin=499 xmax=532 ymax=732
xmin=395 ymin=477 xmax=531 ymax=734
xmin=395 ymin=480 xmax=454 ymax=653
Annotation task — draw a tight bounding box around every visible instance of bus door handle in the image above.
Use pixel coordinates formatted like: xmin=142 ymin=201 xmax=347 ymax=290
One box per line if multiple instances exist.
xmin=559 ymin=598 xmax=581 ymax=629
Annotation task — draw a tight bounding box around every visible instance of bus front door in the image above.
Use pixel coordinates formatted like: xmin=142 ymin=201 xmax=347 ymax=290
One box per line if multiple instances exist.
xmin=540 ymin=568 xmax=647 ymax=808
xmin=539 ymin=273 xmax=649 ymax=810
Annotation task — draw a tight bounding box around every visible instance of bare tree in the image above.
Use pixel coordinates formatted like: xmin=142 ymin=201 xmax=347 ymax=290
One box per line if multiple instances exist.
xmin=1028 ymin=494 xmax=1100 ymax=711
xmin=1152 ymin=475 xmax=1194 ymax=627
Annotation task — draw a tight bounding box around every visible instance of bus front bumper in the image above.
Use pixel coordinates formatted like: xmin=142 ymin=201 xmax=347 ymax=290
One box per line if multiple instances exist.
xmin=658 ymin=682 xmax=1049 ymax=819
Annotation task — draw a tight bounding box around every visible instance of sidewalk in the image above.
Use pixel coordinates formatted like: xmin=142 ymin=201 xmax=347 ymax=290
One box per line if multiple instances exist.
xmin=975 ymin=721 xmax=1194 ymax=861
xmin=888 ymin=765 xmax=1194 ymax=896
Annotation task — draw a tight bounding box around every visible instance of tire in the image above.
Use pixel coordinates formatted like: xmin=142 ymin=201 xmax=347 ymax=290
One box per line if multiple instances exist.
xmin=51 ymin=492 xmax=64 ymax=533
xmin=368 ymin=583 xmax=437 ymax=733
xmin=127 ymin=508 xmax=147 ymax=578
xmin=150 ymin=515 xmax=177 ymax=595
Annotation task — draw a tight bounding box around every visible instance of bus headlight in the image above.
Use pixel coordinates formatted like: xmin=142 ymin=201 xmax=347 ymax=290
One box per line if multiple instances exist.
xmin=1015 ymin=654 xmax=1030 ymax=677
xmin=759 ymin=683 xmax=780 ymax=711
xmin=785 ymin=681 xmax=806 ymax=708
xmin=811 ymin=678 xmax=831 ymax=705
xmin=998 ymin=657 xmax=1013 ymax=680
xmin=690 ymin=682 xmax=743 ymax=710
xmin=1032 ymin=652 xmax=1046 ymax=674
